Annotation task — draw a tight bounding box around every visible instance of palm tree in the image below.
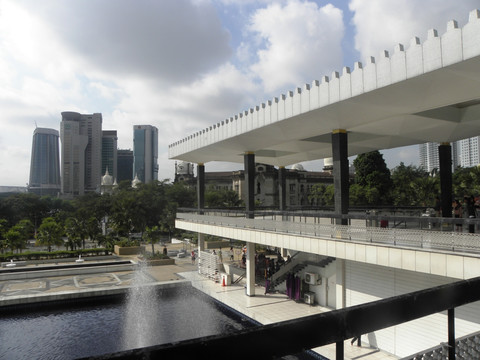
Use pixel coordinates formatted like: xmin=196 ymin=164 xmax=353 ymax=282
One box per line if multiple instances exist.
xmin=64 ymin=217 xmax=83 ymax=251
xmin=36 ymin=217 xmax=63 ymax=252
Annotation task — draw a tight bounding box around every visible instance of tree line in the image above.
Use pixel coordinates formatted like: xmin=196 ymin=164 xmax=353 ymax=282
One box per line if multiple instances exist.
xmin=2 ymin=151 xmax=480 ymax=254
xmin=309 ymin=150 xmax=480 ymax=207
xmin=0 ymin=180 xmax=197 ymax=255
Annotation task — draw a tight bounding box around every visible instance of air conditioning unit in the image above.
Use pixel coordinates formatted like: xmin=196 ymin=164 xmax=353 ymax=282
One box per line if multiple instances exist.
xmin=304 ymin=292 xmax=315 ymax=305
xmin=305 ymin=272 xmax=318 ymax=285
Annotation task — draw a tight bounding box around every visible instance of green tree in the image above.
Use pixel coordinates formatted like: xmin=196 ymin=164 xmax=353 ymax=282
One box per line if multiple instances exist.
xmin=353 ymin=151 xmax=392 ymax=205
xmin=64 ymin=217 xmax=83 ymax=251
xmin=36 ymin=217 xmax=64 ymax=252
xmin=411 ymin=176 xmax=439 ymax=207
xmin=110 ymin=186 xmax=136 ymax=236
xmin=166 ymin=182 xmax=196 ymax=208
xmin=85 ymin=217 xmax=102 ymax=247
xmin=145 ymin=225 xmax=161 ymax=255
xmin=5 ymin=228 xmax=21 ymax=253
xmin=205 ymin=187 xmax=241 ymax=208
xmin=453 ymin=166 xmax=480 ymax=198
xmin=310 ymin=184 xmax=336 ymax=206
xmin=390 ymin=163 xmax=430 ymax=206
xmin=0 ymin=218 xmax=8 ymax=254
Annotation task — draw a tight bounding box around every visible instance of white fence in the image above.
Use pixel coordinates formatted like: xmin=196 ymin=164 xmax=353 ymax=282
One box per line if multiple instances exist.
xmin=178 ymin=213 xmax=480 ymax=255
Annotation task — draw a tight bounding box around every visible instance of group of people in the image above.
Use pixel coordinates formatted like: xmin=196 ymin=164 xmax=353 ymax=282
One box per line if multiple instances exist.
xmin=452 ymin=195 xmax=479 ymax=233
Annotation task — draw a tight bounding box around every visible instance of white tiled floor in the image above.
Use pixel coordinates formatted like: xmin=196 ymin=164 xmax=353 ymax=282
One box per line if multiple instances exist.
xmin=180 ymin=271 xmax=399 ymax=360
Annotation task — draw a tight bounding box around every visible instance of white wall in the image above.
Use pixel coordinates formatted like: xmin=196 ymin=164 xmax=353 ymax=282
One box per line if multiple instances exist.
xmin=345 ymin=261 xmax=480 ymax=357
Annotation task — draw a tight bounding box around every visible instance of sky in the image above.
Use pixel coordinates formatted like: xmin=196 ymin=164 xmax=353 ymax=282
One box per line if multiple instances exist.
xmin=0 ymin=0 xmax=479 ymax=186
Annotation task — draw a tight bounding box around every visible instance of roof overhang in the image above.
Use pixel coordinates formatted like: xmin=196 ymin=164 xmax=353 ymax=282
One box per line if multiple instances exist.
xmin=169 ymin=10 xmax=480 ymax=167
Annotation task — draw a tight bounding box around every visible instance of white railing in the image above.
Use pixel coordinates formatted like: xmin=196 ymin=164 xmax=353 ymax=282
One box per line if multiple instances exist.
xmin=198 ymin=250 xmax=220 ymax=282
xmin=177 ymin=213 xmax=480 ymax=255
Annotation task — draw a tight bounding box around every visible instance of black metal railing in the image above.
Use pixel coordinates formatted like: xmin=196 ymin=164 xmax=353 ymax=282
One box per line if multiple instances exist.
xmin=81 ymin=276 xmax=480 ymax=360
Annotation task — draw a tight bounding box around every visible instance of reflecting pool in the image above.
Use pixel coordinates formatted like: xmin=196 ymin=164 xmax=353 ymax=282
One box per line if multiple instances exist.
xmin=0 ymin=286 xmax=257 ymax=360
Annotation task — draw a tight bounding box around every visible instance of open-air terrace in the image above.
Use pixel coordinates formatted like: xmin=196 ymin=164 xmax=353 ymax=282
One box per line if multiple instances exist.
xmin=177 ymin=208 xmax=480 ymax=256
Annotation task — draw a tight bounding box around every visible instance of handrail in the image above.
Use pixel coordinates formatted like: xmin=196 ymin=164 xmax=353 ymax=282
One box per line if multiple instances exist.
xmin=86 ymin=276 xmax=480 ymax=360
xmin=178 ymin=207 xmax=480 ymax=228
xmin=177 ymin=212 xmax=480 ymax=255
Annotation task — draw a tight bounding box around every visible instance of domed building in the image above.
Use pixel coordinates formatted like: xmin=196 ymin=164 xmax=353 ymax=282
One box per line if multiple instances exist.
xmin=100 ymin=167 xmax=116 ymax=194
xmin=131 ymin=173 xmax=142 ymax=188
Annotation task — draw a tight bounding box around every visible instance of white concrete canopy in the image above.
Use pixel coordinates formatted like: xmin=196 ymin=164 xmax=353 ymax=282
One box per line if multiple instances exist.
xmin=169 ymin=10 xmax=480 ymax=167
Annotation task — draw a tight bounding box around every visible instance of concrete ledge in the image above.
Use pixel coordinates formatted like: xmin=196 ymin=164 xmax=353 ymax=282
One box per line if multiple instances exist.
xmin=0 ymin=263 xmax=135 ymax=281
xmin=141 ymin=258 xmax=175 ymax=266
xmin=114 ymin=245 xmax=145 ymax=255
xmin=0 ymin=280 xmax=191 ymax=308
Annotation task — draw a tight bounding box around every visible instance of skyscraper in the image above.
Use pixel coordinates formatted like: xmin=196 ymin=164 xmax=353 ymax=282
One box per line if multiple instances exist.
xmin=459 ymin=136 xmax=480 ymax=168
xmin=419 ymin=141 xmax=459 ymax=172
xmin=102 ymin=130 xmax=118 ymax=181
xmin=133 ymin=125 xmax=158 ymax=183
xmin=28 ymin=128 xmax=61 ymax=196
xmin=117 ymin=149 xmax=134 ymax=183
xmin=60 ymin=111 xmax=102 ymax=196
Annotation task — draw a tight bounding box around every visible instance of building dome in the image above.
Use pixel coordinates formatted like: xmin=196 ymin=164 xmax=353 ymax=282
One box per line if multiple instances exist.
xmin=101 ymin=168 xmax=114 ymax=186
xmin=132 ymin=173 xmax=142 ymax=188
xmin=291 ymin=163 xmax=305 ymax=171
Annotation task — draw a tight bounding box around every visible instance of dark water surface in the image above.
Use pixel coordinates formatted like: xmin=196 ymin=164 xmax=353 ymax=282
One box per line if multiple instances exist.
xmin=0 ymin=286 xmax=257 ymax=360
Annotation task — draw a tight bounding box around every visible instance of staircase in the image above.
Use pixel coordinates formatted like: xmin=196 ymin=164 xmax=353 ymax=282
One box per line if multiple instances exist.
xmin=269 ymin=254 xmax=335 ymax=290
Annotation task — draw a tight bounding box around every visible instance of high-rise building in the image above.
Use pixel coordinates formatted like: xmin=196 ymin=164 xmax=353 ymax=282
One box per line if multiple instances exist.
xmin=419 ymin=141 xmax=459 ymax=172
xmin=102 ymin=130 xmax=118 ymax=182
xmin=459 ymin=136 xmax=480 ymax=168
xmin=117 ymin=149 xmax=134 ymax=183
xmin=60 ymin=111 xmax=102 ymax=196
xmin=418 ymin=137 xmax=480 ymax=172
xmin=133 ymin=125 xmax=158 ymax=183
xmin=28 ymin=128 xmax=61 ymax=196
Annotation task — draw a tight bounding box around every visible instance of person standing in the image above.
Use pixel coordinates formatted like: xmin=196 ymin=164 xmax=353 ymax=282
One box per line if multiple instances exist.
xmin=453 ymin=199 xmax=463 ymax=232
xmin=351 ymin=335 xmax=361 ymax=346
xmin=464 ymin=195 xmax=476 ymax=233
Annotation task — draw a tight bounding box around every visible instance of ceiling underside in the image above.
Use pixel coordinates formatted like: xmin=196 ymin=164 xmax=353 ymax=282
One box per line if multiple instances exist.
xmin=170 ymin=56 xmax=480 ymax=167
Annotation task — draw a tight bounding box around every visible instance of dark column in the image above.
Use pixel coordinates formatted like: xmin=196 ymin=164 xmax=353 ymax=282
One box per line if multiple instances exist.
xmin=332 ymin=129 xmax=349 ymax=225
xmin=244 ymin=152 xmax=255 ymax=219
xmin=448 ymin=308 xmax=455 ymax=360
xmin=278 ymin=166 xmax=286 ymax=211
xmin=336 ymin=340 xmax=344 ymax=360
xmin=197 ymin=163 xmax=205 ymax=213
xmin=197 ymin=163 xmax=205 ymax=252
xmin=439 ymin=143 xmax=452 ymax=218
xmin=244 ymin=152 xmax=256 ymax=296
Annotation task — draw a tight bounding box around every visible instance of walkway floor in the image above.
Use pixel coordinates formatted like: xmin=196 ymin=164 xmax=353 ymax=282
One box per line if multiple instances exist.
xmin=0 ymin=245 xmax=398 ymax=360
xmin=179 ymin=269 xmax=399 ymax=360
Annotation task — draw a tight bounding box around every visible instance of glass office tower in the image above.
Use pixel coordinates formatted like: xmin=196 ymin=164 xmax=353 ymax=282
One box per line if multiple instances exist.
xmin=133 ymin=125 xmax=158 ymax=183
xmin=102 ymin=130 xmax=118 ymax=181
xmin=28 ymin=128 xmax=61 ymax=196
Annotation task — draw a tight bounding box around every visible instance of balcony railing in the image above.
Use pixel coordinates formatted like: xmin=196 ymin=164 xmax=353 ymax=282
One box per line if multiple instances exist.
xmin=87 ymin=275 xmax=480 ymax=360
xmin=177 ymin=209 xmax=480 ymax=255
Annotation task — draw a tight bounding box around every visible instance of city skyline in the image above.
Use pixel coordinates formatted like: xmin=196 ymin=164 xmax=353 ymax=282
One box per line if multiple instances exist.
xmin=1 ymin=1 xmax=479 ymax=186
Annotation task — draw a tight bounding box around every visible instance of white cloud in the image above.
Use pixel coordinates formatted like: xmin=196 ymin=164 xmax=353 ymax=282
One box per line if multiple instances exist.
xmin=248 ymin=1 xmax=344 ymax=93
xmin=25 ymin=0 xmax=233 ymax=85
xmin=349 ymin=0 xmax=480 ymax=62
